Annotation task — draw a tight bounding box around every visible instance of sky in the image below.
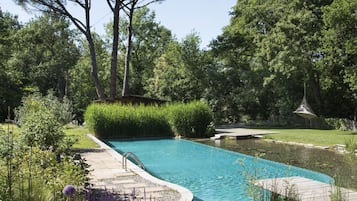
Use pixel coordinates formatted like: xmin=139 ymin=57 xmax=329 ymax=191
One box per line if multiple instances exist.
xmin=0 ymin=0 xmax=237 ymax=48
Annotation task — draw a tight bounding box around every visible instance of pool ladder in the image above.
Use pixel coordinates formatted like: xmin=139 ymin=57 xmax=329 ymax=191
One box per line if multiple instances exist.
xmin=122 ymin=152 xmax=146 ymax=171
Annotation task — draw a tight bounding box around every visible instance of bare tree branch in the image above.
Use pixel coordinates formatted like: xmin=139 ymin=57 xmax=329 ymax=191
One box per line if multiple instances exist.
xmin=106 ymin=0 xmax=114 ymax=12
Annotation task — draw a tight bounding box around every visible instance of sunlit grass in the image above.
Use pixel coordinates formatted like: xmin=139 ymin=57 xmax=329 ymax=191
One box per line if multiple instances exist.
xmin=63 ymin=125 xmax=98 ymax=148
xmin=1 ymin=123 xmax=98 ymax=149
xmin=265 ymin=129 xmax=357 ymax=147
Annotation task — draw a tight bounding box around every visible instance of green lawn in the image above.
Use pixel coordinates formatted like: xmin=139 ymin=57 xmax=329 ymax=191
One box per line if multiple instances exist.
xmin=265 ymin=129 xmax=357 ymax=147
xmin=64 ymin=125 xmax=98 ymax=148
xmin=1 ymin=123 xmax=98 ymax=149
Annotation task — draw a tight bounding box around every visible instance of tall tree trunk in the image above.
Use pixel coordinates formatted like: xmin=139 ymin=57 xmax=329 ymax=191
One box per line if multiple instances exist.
xmin=109 ymin=0 xmax=120 ymax=100
xmin=87 ymin=33 xmax=106 ymax=100
xmin=122 ymin=1 xmax=135 ymax=97
xmin=14 ymin=0 xmax=108 ymax=101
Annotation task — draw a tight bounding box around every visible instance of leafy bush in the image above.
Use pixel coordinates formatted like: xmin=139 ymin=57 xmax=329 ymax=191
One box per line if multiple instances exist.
xmin=14 ymin=92 xmax=74 ymax=151
xmin=20 ymin=110 xmax=64 ymax=150
xmin=84 ymin=101 xmax=213 ymax=139
xmin=0 ymin=127 xmax=88 ymax=201
xmin=323 ymin=118 xmax=350 ymax=131
xmin=15 ymin=91 xmax=73 ymax=127
xmin=1 ymin=93 xmax=88 ymax=201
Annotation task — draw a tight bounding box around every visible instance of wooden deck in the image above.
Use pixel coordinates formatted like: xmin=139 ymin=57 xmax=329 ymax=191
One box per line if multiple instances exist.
xmin=255 ymin=176 xmax=357 ymax=201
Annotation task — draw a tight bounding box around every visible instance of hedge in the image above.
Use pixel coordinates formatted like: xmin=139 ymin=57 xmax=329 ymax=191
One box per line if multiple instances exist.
xmin=168 ymin=101 xmax=214 ymax=137
xmin=84 ymin=101 xmax=213 ymax=139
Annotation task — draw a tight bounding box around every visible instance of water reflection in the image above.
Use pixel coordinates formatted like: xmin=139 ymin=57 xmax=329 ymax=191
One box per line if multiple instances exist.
xmin=197 ymin=138 xmax=357 ymax=189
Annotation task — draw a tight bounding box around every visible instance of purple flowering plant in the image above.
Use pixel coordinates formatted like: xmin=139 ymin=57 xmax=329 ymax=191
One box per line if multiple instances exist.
xmin=63 ymin=184 xmax=76 ymax=197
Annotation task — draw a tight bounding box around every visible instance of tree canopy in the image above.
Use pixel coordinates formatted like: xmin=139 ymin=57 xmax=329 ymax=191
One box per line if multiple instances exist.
xmin=1 ymin=0 xmax=356 ymax=126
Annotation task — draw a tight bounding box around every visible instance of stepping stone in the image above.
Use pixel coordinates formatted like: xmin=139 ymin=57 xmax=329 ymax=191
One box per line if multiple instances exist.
xmin=115 ymin=172 xmax=136 ymax=177
xmin=112 ymin=179 xmax=135 ymax=184
xmin=123 ymin=183 xmax=147 ymax=188
xmin=142 ymin=186 xmax=165 ymax=192
xmin=138 ymin=192 xmax=163 ymax=198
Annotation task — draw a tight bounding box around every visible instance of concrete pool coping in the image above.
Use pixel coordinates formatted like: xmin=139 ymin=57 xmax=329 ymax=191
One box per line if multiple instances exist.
xmin=86 ymin=134 xmax=193 ymax=201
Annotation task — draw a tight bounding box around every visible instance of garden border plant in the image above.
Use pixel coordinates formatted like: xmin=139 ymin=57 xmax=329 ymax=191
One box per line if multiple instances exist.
xmin=0 ymin=92 xmax=89 ymax=201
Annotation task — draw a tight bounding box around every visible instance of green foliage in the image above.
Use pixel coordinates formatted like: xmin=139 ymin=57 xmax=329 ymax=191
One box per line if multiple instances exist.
xmin=0 ymin=10 xmax=23 ymax=121
xmin=320 ymin=0 xmax=357 ymax=118
xmin=8 ymin=13 xmax=80 ymax=97
xmin=344 ymin=137 xmax=357 ymax=153
xmin=85 ymin=103 xmax=173 ymax=139
xmin=15 ymin=91 xmax=73 ymax=127
xmin=14 ymin=92 xmax=74 ymax=151
xmin=0 ymin=125 xmax=88 ymax=201
xmin=3 ymin=1 xmax=357 ymax=126
xmin=125 ymin=7 xmax=173 ymax=95
xmin=146 ymin=33 xmax=205 ymax=102
xmin=68 ymin=35 xmax=111 ymax=123
xmin=168 ymin=101 xmax=214 ymax=137
xmin=323 ymin=118 xmax=351 ymax=131
xmin=84 ymin=101 xmax=213 ymax=139
xmin=20 ymin=110 xmax=64 ymax=150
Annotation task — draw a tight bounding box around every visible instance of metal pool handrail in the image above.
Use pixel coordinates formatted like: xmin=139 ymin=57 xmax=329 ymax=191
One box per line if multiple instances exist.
xmin=122 ymin=152 xmax=146 ymax=171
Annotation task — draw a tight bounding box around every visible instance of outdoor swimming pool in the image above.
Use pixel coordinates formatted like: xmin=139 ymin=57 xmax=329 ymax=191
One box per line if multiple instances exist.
xmin=107 ymin=139 xmax=333 ymax=201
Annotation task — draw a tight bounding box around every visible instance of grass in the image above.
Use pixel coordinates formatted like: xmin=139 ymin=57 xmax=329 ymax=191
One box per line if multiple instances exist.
xmin=63 ymin=125 xmax=98 ymax=148
xmin=265 ymin=129 xmax=357 ymax=147
xmin=1 ymin=123 xmax=98 ymax=149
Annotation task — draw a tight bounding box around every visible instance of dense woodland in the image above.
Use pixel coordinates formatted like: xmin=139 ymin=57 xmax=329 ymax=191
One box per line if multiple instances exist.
xmin=0 ymin=0 xmax=356 ymax=125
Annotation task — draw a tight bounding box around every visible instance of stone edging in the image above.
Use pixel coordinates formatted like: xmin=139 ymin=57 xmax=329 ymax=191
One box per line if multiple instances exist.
xmin=87 ymin=134 xmax=194 ymax=201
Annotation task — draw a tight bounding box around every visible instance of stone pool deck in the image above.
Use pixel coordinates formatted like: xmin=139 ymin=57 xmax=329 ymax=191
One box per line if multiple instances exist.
xmin=80 ymin=134 xmax=193 ymax=201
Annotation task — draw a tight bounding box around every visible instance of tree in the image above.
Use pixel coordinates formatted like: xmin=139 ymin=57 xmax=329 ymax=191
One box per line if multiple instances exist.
xmin=0 ymin=10 xmax=23 ymax=120
xmin=68 ymin=35 xmax=110 ymax=122
xmin=146 ymin=33 xmax=205 ymax=102
xmin=16 ymin=0 xmax=164 ymax=100
xmin=15 ymin=0 xmax=120 ymax=100
xmin=121 ymin=0 xmax=164 ymax=96
xmin=321 ymin=0 xmax=357 ymax=119
xmin=8 ymin=13 xmax=79 ymax=98
xmin=127 ymin=7 xmax=172 ymax=95
xmin=105 ymin=6 xmax=172 ymax=96
xmin=208 ymin=0 xmax=335 ymax=123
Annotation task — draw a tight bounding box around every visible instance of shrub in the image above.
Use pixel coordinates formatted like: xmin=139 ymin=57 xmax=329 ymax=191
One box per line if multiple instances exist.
xmin=0 ymin=126 xmax=88 ymax=201
xmin=14 ymin=92 xmax=75 ymax=151
xmin=1 ymin=93 xmax=87 ymax=201
xmin=84 ymin=101 xmax=213 ymax=139
xmin=323 ymin=118 xmax=351 ymax=131
xmin=20 ymin=110 xmax=64 ymax=150
xmin=15 ymin=91 xmax=73 ymax=127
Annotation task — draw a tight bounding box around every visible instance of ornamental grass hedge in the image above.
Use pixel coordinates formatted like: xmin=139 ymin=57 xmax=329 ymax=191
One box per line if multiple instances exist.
xmin=84 ymin=101 xmax=213 ymax=139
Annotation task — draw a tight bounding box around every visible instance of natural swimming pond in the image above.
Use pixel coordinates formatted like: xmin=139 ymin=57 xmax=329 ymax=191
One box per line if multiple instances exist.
xmin=199 ymin=138 xmax=357 ymax=190
xmin=108 ymin=139 xmax=332 ymax=201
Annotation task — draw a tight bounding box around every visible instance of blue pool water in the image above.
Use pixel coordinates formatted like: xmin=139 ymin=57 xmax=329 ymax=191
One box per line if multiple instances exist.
xmin=107 ymin=139 xmax=333 ymax=201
